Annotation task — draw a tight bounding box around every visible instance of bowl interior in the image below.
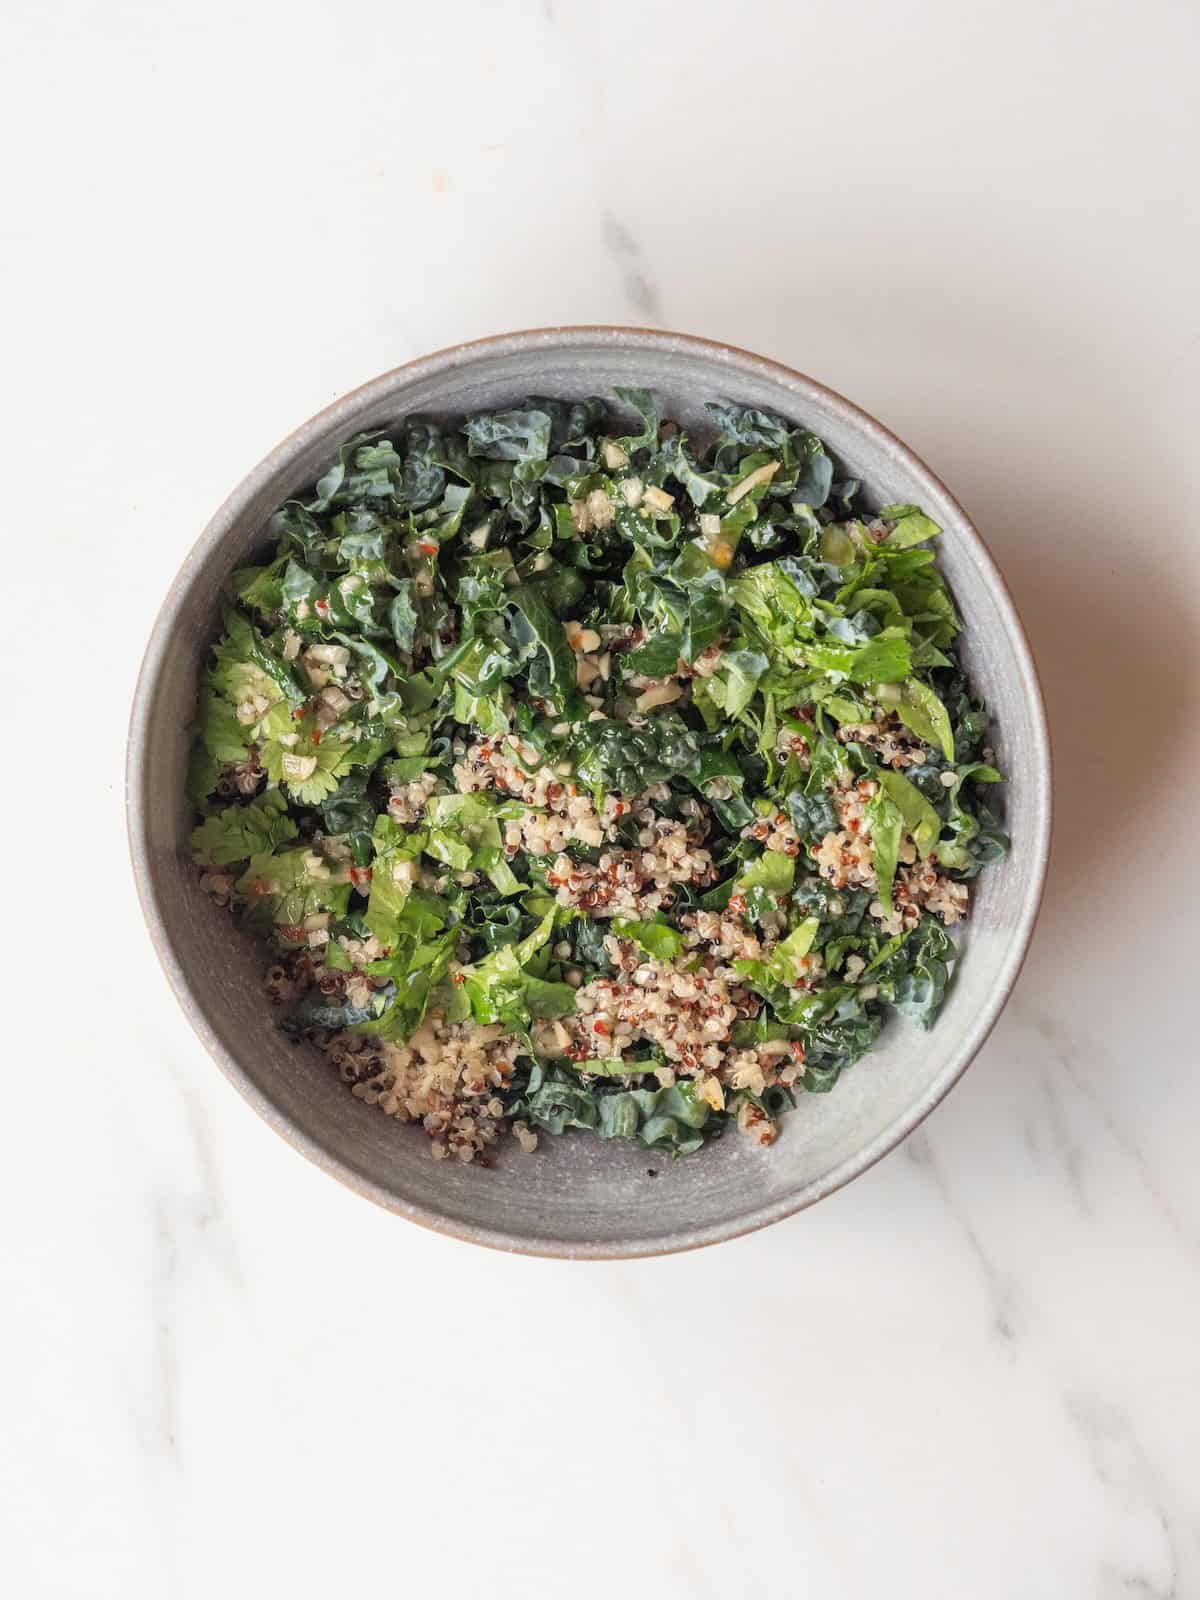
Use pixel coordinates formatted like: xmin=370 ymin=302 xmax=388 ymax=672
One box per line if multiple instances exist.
xmin=129 ymin=330 xmax=1050 ymax=1256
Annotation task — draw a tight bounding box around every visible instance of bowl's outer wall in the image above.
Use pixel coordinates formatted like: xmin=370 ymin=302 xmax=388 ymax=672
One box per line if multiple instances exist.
xmin=128 ymin=330 xmax=1051 ymax=1257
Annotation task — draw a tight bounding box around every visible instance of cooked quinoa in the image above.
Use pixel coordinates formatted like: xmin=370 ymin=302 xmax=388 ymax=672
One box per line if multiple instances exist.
xmin=187 ymin=391 xmax=1008 ymax=1163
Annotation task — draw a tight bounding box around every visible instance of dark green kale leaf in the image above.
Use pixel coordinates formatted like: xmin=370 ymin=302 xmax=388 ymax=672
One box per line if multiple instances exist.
xmin=507 ymin=1067 xmax=714 ymax=1155
xmin=463 ymin=407 xmax=553 ymax=463
xmin=526 ymin=394 xmax=606 ymax=454
xmin=786 ymin=788 xmax=838 ymax=844
xmin=935 ymin=763 xmax=1009 ymax=877
xmin=307 ymin=433 xmax=404 ymax=513
xmin=530 ymin=560 xmax=588 ymax=618
xmin=282 ymin=982 xmax=398 ymax=1033
xmin=869 ymin=917 xmax=957 ymax=1029
xmin=567 ymin=716 xmax=707 ymax=795
xmin=504 ymin=583 xmax=576 ymax=707
xmin=387 ymin=580 xmax=419 ymax=652
xmin=571 ymin=915 xmax=615 ymax=974
xmin=221 ymin=607 xmax=308 ymax=708
xmin=402 ymin=420 xmax=447 ymax=509
xmin=704 ymin=400 xmax=792 ymax=453
xmin=318 ymin=770 xmax=377 ymax=867
xmin=938 ymin=666 xmax=990 ymax=762
xmin=266 ymin=501 xmax=327 ymax=564
xmin=792 ymin=434 xmax=834 ymax=508
xmin=612 ymin=387 xmax=660 ymax=454
xmin=794 ymin=989 xmax=882 ymax=1090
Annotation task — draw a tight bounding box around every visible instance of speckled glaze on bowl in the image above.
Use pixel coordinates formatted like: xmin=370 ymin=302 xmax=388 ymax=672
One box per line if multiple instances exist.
xmin=127 ymin=328 xmax=1051 ymax=1258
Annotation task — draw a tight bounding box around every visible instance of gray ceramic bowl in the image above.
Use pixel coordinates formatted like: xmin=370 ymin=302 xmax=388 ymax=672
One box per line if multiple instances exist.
xmin=127 ymin=327 xmax=1051 ymax=1258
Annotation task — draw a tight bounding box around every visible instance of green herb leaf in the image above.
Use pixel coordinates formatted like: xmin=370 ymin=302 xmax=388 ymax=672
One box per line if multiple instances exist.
xmin=877 ymin=505 xmax=942 ymax=548
xmin=895 ymin=678 xmax=954 ymax=761
xmin=191 ymin=791 xmax=298 ymax=867
xmin=867 ymin=793 xmax=903 ymax=914
xmin=874 ymin=768 xmax=942 ymax=858
xmin=737 ymin=851 xmax=795 ymax=896
xmin=610 ymin=917 xmax=686 ymax=960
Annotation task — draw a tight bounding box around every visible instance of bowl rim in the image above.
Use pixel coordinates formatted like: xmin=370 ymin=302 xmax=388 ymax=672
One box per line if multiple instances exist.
xmin=126 ymin=325 xmax=1053 ymax=1259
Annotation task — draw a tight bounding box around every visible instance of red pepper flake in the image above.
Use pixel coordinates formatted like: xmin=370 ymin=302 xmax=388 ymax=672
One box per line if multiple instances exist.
xmin=311 ymin=729 xmax=322 ymax=744
xmin=592 ymin=1020 xmax=611 ymax=1036
xmin=417 ymin=540 xmax=439 ymax=557
xmin=789 ymin=1040 xmax=806 ymax=1062
xmin=315 ymin=598 xmax=330 ymax=613
xmin=349 ymin=866 xmax=373 ymax=889
xmin=453 ymin=973 xmax=466 ymax=984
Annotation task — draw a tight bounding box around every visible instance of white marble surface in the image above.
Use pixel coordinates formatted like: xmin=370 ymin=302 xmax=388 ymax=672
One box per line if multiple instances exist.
xmin=4 ymin=0 xmax=1200 ymax=1593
